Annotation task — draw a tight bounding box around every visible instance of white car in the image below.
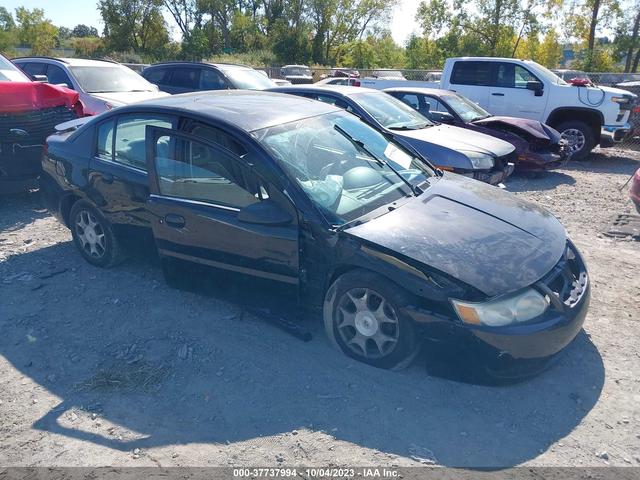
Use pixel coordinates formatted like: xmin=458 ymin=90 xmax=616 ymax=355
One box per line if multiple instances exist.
xmin=13 ymin=57 xmax=169 ymax=115
xmin=361 ymin=57 xmax=637 ymax=159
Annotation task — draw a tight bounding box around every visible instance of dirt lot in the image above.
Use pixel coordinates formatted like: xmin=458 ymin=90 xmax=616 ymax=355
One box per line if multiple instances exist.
xmin=0 ymin=148 xmax=639 ymax=469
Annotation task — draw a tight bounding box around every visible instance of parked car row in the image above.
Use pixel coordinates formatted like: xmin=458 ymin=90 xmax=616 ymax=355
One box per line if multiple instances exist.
xmin=7 ymin=54 xmax=636 ymax=378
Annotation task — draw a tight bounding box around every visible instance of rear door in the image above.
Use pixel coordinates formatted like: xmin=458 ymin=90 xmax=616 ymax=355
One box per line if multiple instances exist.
xmin=487 ymin=62 xmax=548 ymax=119
xmin=448 ymin=61 xmax=492 ymax=110
xmin=88 ymin=114 xmax=177 ymax=241
xmin=145 ymin=126 xmax=299 ymax=284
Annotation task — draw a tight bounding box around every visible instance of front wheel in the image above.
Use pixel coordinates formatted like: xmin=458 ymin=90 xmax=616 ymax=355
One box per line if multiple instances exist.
xmin=556 ymin=120 xmax=595 ymax=160
xmin=323 ymin=269 xmax=421 ymax=370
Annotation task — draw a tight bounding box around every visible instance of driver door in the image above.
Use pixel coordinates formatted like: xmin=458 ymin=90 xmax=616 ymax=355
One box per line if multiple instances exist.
xmin=144 ymin=126 xmax=300 ymax=284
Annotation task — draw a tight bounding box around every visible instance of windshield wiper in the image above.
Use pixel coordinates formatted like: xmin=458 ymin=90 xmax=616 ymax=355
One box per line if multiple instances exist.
xmin=387 ymin=123 xmax=430 ymax=131
xmin=333 ymin=124 xmax=422 ymax=197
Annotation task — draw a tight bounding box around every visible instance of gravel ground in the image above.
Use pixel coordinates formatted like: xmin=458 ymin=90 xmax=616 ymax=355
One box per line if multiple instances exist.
xmin=0 ymin=148 xmax=639 ymax=469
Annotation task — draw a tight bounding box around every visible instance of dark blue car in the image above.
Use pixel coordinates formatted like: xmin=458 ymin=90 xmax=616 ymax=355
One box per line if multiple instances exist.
xmin=40 ymin=91 xmax=589 ymax=376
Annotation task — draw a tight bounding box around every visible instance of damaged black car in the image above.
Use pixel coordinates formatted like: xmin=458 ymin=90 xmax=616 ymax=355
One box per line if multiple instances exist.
xmin=40 ymin=91 xmax=590 ymax=376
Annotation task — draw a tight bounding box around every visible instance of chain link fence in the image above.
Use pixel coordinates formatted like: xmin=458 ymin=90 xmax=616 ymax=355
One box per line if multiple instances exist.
xmin=123 ymin=63 xmax=640 ymax=151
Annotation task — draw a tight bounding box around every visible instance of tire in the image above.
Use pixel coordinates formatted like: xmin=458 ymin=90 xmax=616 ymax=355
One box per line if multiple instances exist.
xmin=556 ymin=120 xmax=595 ymax=160
xmin=69 ymin=200 xmax=125 ymax=268
xmin=323 ymin=269 xmax=421 ymax=370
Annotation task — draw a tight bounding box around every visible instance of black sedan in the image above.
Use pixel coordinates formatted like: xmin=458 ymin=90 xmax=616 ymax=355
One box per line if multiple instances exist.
xmin=40 ymin=91 xmax=590 ymax=375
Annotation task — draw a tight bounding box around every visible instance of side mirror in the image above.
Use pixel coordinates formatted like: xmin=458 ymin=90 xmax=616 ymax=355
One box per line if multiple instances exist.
xmin=32 ymin=75 xmax=48 ymax=83
xmin=526 ymin=81 xmax=544 ymax=96
xmin=237 ymin=200 xmax=292 ymax=226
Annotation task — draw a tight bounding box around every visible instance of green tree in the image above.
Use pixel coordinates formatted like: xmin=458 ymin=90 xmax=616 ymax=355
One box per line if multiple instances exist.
xmin=536 ymin=29 xmax=563 ymax=66
xmin=0 ymin=7 xmax=15 ymax=54
xmin=98 ymin=0 xmax=169 ymax=56
xmin=72 ymin=24 xmax=99 ymax=38
xmin=15 ymin=7 xmax=58 ymax=55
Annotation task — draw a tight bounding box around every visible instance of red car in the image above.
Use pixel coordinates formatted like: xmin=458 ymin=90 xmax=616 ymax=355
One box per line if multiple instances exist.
xmin=0 ymin=54 xmax=80 ymax=192
xmin=631 ymin=168 xmax=640 ymax=213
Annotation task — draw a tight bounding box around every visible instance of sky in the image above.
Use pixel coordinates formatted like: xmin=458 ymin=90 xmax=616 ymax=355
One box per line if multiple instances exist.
xmin=2 ymin=0 xmax=421 ymax=46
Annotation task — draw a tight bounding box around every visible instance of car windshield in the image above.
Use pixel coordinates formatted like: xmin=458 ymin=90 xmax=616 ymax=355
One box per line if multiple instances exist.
xmin=444 ymin=93 xmax=492 ymax=122
xmin=284 ymin=67 xmax=311 ymax=76
xmin=353 ymin=91 xmax=433 ymax=130
xmin=0 ymin=56 xmax=30 ymax=82
xmin=253 ymin=111 xmax=435 ymax=227
xmin=529 ymin=62 xmax=568 ymax=86
xmin=224 ymin=68 xmax=275 ymax=90
xmin=70 ymin=65 xmax=155 ymax=93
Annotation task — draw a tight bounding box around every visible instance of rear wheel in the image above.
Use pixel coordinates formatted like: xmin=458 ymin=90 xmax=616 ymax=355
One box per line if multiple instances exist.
xmin=323 ymin=269 xmax=421 ymax=370
xmin=69 ymin=200 xmax=124 ymax=268
xmin=556 ymin=120 xmax=595 ymax=160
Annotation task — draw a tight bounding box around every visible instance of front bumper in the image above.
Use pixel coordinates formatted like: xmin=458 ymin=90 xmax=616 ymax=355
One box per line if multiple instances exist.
xmin=458 ymin=162 xmax=515 ymax=185
xmin=600 ymin=123 xmax=632 ymax=147
xmin=406 ymin=241 xmax=590 ymax=377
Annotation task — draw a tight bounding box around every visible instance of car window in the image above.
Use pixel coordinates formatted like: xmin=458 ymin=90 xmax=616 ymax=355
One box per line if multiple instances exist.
xmin=397 ymin=93 xmax=420 ymax=109
xmin=153 ymin=133 xmax=261 ymax=208
xmin=69 ymin=65 xmax=155 ymax=93
xmin=312 ymin=94 xmax=349 ymax=109
xmin=144 ymin=67 xmax=169 ymax=84
xmin=112 ymin=116 xmax=174 ymax=170
xmin=46 ymin=65 xmax=73 ymax=88
xmin=496 ymin=63 xmax=540 ymax=88
xmin=182 ymin=120 xmax=247 ymax=157
xmin=20 ymin=62 xmax=47 ymax=78
xmin=451 ymin=61 xmax=493 ymax=86
xmin=200 ymin=69 xmax=227 ymax=90
xmin=423 ymin=96 xmax=447 ymax=113
xmin=169 ymin=68 xmax=200 ymax=89
xmin=97 ymin=120 xmax=114 ymax=159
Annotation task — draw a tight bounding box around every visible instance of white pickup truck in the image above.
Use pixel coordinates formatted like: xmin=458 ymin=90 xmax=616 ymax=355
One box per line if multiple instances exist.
xmin=361 ymin=57 xmax=637 ymax=159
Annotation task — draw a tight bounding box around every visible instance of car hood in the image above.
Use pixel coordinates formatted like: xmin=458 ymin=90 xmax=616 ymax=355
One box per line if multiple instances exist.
xmin=0 ymin=82 xmax=79 ymax=113
xmin=472 ymin=116 xmax=561 ymax=143
xmin=90 ymin=90 xmax=170 ymax=105
xmin=393 ymin=123 xmax=515 ymax=157
xmin=345 ymin=173 xmax=567 ymax=297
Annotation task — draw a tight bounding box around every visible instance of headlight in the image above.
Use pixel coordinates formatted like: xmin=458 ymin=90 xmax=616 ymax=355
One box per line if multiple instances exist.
xmin=451 ymin=288 xmax=549 ymax=327
xmin=611 ymin=96 xmax=631 ymax=104
xmin=461 ymin=150 xmax=494 ymax=170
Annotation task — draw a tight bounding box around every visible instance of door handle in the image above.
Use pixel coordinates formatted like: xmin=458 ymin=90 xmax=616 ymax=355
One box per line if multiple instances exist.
xmin=102 ymin=173 xmax=114 ymax=184
xmin=491 ymin=93 xmax=505 ymax=96
xmin=163 ymin=214 xmax=186 ymax=228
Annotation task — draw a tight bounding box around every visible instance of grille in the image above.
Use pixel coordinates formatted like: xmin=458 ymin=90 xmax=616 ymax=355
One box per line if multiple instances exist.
xmin=537 ymin=242 xmax=588 ymax=311
xmin=0 ymin=106 xmax=77 ymax=146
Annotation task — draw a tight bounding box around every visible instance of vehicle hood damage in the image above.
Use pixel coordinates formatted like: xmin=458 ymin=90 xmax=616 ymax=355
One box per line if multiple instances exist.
xmin=472 ymin=116 xmax=562 ymax=142
xmin=0 ymin=82 xmax=80 ymax=114
xmin=344 ymin=173 xmax=567 ymax=297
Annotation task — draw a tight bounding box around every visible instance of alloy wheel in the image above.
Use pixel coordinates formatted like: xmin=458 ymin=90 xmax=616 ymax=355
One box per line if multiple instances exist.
xmin=75 ymin=210 xmax=106 ymax=259
xmin=561 ymin=128 xmax=586 ymax=154
xmin=336 ymin=287 xmax=400 ymax=359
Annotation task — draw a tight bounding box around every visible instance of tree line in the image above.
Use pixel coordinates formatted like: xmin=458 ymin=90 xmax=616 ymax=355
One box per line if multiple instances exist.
xmin=0 ymin=0 xmax=639 ymax=72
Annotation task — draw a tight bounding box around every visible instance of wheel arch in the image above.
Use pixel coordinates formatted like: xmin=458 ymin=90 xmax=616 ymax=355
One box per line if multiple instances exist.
xmin=60 ymin=193 xmax=82 ymax=227
xmin=546 ymin=107 xmax=603 ymax=140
